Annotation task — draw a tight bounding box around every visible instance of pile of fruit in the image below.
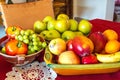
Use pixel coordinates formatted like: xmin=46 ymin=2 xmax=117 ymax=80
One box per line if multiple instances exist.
xmin=1 ymin=26 xmax=47 ymax=56
xmin=33 ymin=14 xmax=92 ymax=41
xmin=40 ymin=14 xmax=120 ymax=65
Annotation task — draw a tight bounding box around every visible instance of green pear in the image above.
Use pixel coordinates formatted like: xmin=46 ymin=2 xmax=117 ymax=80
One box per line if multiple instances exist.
xmin=46 ymin=30 xmax=61 ymax=40
xmin=74 ymin=31 xmax=83 ymax=37
xmin=34 ymin=20 xmax=46 ymax=33
xmin=40 ymin=30 xmax=49 ymax=39
xmin=62 ymin=31 xmax=75 ymax=41
xmin=47 ymin=20 xmax=56 ymax=30
xmin=69 ymin=19 xmax=78 ymax=31
xmin=55 ymin=19 xmax=70 ymax=33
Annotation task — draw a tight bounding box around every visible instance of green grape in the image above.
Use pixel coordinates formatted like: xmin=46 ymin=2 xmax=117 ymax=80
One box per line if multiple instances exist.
xmin=42 ymin=42 xmax=47 ymax=48
xmin=38 ymin=41 xmax=42 ymax=46
xmin=31 ymin=34 xmax=37 ymax=38
xmin=23 ymin=35 xmax=28 ymax=39
xmin=30 ymin=48 xmax=35 ymax=53
xmin=29 ymin=30 xmax=34 ymax=34
xmin=23 ymin=39 xmax=29 ymax=44
xmin=33 ymin=41 xmax=38 ymax=46
xmin=29 ymin=41 xmax=33 ymax=46
xmin=33 ymin=45 xmax=39 ymax=51
xmin=14 ymin=30 xmax=20 ymax=35
xmin=27 ymin=50 xmax=33 ymax=55
xmin=24 ymin=30 xmax=30 ymax=36
xmin=20 ymin=30 xmax=25 ymax=35
xmin=18 ymin=35 xmax=23 ymax=41
xmin=15 ymin=35 xmax=18 ymax=40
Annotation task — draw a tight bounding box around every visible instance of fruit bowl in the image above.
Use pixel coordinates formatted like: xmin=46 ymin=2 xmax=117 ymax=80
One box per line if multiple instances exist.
xmin=0 ymin=35 xmax=45 ymax=66
xmin=44 ymin=48 xmax=120 ymax=75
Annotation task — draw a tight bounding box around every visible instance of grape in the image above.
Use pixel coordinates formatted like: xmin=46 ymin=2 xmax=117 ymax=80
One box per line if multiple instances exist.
xmin=33 ymin=41 xmax=38 ymax=46
xmin=20 ymin=30 xmax=25 ymax=35
xmin=42 ymin=42 xmax=47 ymax=48
xmin=15 ymin=29 xmax=47 ymax=55
xmin=23 ymin=39 xmax=29 ymax=44
xmin=18 ymin=35 xmax=23 ymax=41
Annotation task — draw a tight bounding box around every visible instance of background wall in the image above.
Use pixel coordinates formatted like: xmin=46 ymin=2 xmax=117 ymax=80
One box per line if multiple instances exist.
xmin=73 ymin=0 xmax=115 ymax=21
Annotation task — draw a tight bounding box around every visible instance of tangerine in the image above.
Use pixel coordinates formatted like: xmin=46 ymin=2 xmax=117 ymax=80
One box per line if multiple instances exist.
xmin=103 ymin=29 xmax=118 ymax=41
xmin=105 ymin=40 xmax=120 ymax=54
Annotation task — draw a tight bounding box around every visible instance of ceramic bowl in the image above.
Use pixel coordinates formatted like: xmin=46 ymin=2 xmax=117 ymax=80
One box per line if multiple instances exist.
xmin=0 ymin=35 xmax=44 ymax=66
xmin=44 ymin=47 xmax=120 ymax=75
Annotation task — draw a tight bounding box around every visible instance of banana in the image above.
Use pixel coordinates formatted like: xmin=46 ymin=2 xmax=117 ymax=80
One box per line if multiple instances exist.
xmin=96 ymin=51 xmax=120 ymax=63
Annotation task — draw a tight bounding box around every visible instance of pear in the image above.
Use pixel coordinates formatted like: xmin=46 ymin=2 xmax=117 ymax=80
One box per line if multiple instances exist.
xmin=46 ymin=30 xmax=61 ymax=40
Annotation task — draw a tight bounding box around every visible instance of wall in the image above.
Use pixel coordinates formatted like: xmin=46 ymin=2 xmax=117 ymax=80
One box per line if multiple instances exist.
xmin=73 ymin=0 xmax=115 ymax=21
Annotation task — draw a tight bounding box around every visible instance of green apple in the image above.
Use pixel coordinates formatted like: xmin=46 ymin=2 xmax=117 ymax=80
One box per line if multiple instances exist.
xmin=47 ymin=20 xmax=56 ymax=30
xmin=69 ymin=19 xmax=78 ymax=31
xmin=43 ymin=16 xmax=54 ymax=23
xmin=39 ymin=30 xmax=49 ymax=39
xmin=62 ymin=31 xmax=75 ymax=41
xmin=34 ymin=20 xmax=46 ymax=33
xmin=74 ymin=31 xmax=83 ymax=36
xmin=55 ymin=19 xmax=70 ymax=33
xmin=78 ymin=19 xmax=92 ymax=35
xmin=57 ymin=14 xmax=69 ymax=20
xmin=46 ymin=30 xmax=61 ymax=40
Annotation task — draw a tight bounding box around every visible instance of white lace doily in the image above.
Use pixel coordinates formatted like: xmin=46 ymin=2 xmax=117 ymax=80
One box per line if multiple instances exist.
xmin=5 ymin=61 xmax=57 ymax=80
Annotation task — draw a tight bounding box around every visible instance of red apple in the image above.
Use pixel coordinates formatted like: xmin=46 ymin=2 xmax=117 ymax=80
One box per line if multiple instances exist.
xmin=82 ymin=54 xmax=98 ymax=64
xmin=72 ymin=36 xmax=94 ymax=57
xmin=89 ymin=31 xmax=107 ymax=53
xmin=66 ymin=39 xmax=73 ymax=51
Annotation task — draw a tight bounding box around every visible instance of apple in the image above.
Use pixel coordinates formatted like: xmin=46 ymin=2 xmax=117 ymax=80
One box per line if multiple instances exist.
xmin=58 ymin=51 xmax=80 ymax=64
xmin=55 ymin=19 xmax=70 ymax=33
xmin=78 ymin=19 xmax=92 ymax=35
xmin=61 ymin=31 xmax=75 ymax=41
xmin=46 ymin=30 xmax=61 ymax=40
xmin=69 ymin=19 xmax=78 ymax=31
xmin=66 ymin=39 xmax=73 ymax=51
xmin=57 ymin=13 xmax=69 ymax=20
xmin=34 ymin=20 xmax=46 ymax=33
xmin=48 ymin=38 xmax=66 ymax=55
xmin=43 ymin=16 xmax=54 ymax=23
xmin=47 ymin=20 xmax=56 ymax=30
xmin=82 ymin=54 xmax=98 ymax=64
xmin=88 ymin=31 xmax=107 ymax=53
xmin=72 ymin=36 xmax=94 ymax=57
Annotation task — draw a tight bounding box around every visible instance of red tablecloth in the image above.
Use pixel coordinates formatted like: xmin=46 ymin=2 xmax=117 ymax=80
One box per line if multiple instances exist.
xmin=1 ymin=19 xmax=120 ymax=80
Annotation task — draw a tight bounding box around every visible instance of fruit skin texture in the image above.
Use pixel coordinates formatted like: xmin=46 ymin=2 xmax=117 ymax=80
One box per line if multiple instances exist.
xmin=5 ymin=39 xmax=28 ymax=56
xmin=96 ymin=51 xmax=120 ymax=63
xmin=61 ymin=31 xmax=75 ymax=41
xmin=34 ymin=20 xmax=46 ymax=33
xmin=78 ymin=19 xmax=92 ymax=35
xmin=48 ymin=38 xmax=66 ymax=55
xmin=72 ymin=36 xmax=94 ymax=57
xmin=55 ymin=19 xmax=69 ymax=33
xmin=6 ymin=26 xmax=21 ymax=38
xmin=58 ymin=51 xmax=80 ymax=64
xmin=66 ymin=39 xmax=73 ymax=51
xmin=82 ymin=54 xmax=98 ymax=64
xmin=57 ymin=13 xmax=69 ymax=20
xmin=89 ymin=31 xmax=107 ymax=53
xmin=103 ymin=29 xmax=118 ymax=41
xmin=105 ymin=40 xmax=120 ymax=54
xmin=69 ymin=19 xmax=78 ymax=31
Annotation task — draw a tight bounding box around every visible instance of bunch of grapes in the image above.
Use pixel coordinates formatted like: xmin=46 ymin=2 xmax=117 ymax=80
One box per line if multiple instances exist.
xmin=15 ymin=29 xmax=47 ymax=55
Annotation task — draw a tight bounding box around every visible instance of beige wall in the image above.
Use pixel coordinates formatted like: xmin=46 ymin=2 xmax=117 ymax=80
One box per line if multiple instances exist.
xmin=73 ymin=0 xmax=115 ymax=21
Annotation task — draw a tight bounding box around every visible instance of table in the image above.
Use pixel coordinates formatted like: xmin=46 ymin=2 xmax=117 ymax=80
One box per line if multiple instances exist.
xmin=1 ymin=19 xmax=120 ymax=80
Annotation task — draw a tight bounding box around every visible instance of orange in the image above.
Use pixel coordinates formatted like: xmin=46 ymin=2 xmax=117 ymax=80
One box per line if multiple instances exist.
xmin=103 ymin=29 xmax=118 ymax=41
xmin=105 ymin=40 xmax=120 ymax=54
